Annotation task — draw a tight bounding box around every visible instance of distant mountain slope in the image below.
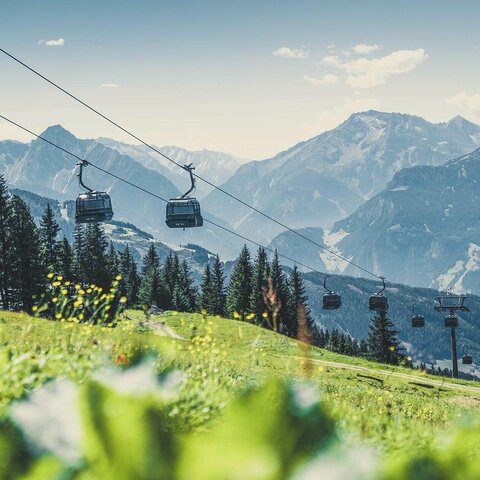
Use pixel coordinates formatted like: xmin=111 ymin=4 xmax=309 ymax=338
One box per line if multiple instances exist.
xmin=326 ymin=147 xmax=480 ymax=293
xmin=96 ymin=138 xmax=243 ymax=198
xmin=0 ymin=126 xmax=242 ymax=258
xmin=203 ymin=111 xmax=480 ymax=243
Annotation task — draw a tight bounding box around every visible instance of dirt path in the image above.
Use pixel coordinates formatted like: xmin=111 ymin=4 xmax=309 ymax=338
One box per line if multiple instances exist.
xmin=273 ymin=353 xmax=480 ymax=395
xmin=140 ymin=320 xmax=186 ymax=340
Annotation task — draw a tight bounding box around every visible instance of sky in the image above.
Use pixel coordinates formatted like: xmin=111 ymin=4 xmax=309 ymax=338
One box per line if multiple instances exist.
xmin=2 ymin=0 xmax=480 ymax=159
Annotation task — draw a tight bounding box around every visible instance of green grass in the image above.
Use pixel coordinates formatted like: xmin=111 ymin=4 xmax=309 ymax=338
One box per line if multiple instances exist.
xmin=1 ymin=309 xmax=480 ymax=460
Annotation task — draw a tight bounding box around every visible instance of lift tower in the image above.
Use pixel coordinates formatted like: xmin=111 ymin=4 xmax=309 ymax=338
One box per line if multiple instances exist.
xmin=434 ymin=292 xmax=469 ymax=378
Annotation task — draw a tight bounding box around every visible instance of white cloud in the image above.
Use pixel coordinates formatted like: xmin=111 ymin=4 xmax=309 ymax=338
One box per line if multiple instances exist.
xmin=302 ymin=97 xmax=381 ymax=137
xmin=324 ymin=49 xmax=427 ymax=88
xmin=101 ymin=83 xmax=120 ymax=89
xmin=352 ymin=44 xmax=381 ymax=54
xmin=272 ymin=46 xmax=308 ymax=59
xmin=447 ymin=92 xmax=480 ymax=112
xmin=302 ymin=74 xmax=339 ymax=86
xmin=38 ymin=38 xmax=65 ymax=47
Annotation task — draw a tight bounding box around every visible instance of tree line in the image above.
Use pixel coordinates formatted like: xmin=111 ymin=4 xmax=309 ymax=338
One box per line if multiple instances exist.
xmin=0 ymin=173 xmax=404 ymax=366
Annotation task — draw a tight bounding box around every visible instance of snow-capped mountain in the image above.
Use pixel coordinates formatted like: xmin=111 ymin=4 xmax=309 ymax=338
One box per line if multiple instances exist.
xmin=0 ymin=126 xmax=243 ymax=258
xmin=96 ymin=138 xmax=243 ymax=198
xmin=323 ymin=147 xmax=480 ymax=294
xmin=203 ymin=111 xmax=480 ymax=244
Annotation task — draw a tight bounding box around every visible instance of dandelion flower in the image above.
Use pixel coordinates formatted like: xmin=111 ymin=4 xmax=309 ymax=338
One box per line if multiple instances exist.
xmin=246 ymin=313 xmax=255 ymax=321
xmin=79 ymin=289 xmax=86 ymax=295
xmin=61 ymin=289 xmax=68 ymax=295
xmin=52 ymin=297 xmax=58 ymax=303
xmin=75 ymin=284 xmax=81 ymax=290
xmin=65 ymin=281 xmax=71 ymax=286
xmin=32 ymin=306 xmax=38 ymax=312
xmin=201 ymin=308 xmax=207 ymax=315
xmin=115 ymin=275 xmax=122 ymax=281
xmin=233 ymin=311 xmax=241 ymax=319
xmin=56 ymin=275 xmax=63 ymax=281
xmin=120 ymin=296 xmax=127 ymax=303
xmin=47 ymin=273 xmax=54 ymax=279
xmin=389 ymin=346 xmax=395 ymax=352
xmin=407 ymin=356 xmax=412 ymax=361
xmin=262 ymin=312 xmax=268 ymax=318
xmin=52 ymin=281 xmax=61 ymax=287
xmin=86 ymin=288 xmax=92 ymax=294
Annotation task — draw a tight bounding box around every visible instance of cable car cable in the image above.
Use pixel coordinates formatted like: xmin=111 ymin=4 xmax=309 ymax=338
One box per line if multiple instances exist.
xmin=0 ymin=114 xmax=326 ymax=276
xmin=0 ymin=48 xmax=382 ymax=281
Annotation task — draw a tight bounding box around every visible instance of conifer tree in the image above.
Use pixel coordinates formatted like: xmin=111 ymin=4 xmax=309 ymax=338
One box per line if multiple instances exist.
xmin=106 ymin=241 xmax=119 ymax=278
xmin=200 ymin=264 xmax=216 ymax=314
xmin=9 ymin=195 xmax=43 ymax=310
xmin=286 ymin=266 xmax=311 ymax=339
xmin=138 ymin=267 xmax=161 ymax=307
xmin=39 ymin=203 xmax=60 ymax=273
xmin=0 ymin=175 xmax=13 ymax=309
xmin=141 ymin=244 xmax=160 ymax=277
xmin=249 ymin=247 xmax=270 ymax=323
xmin=172 ymin=260 xmax=196 ymax=312
xmin=368 ymin=309 xmax=404 ymax=365
xmin=57 ymin=236 xmax=74 ymax=279
xmin=163 ymin=252 xmax=180 ymax=302
xmin=82 ymin=223 xmax=109 ymax=287
xmin=72 ymin=223 xmax=86 ymax=284
xmin=211 ymin=255 xmax=226 ymax=316
xmin=269 ymin=250 xmax=291 ymax=332
xmin=119 ymin=245 xmax=140 ymax=306
xmin=226 ymin=245 xmax=253 ymax=320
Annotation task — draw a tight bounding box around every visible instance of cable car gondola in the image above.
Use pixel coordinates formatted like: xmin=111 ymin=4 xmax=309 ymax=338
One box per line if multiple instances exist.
xmin=322 ymin=276 xmax=341 ymax=310
xmin=369 ymin=276 xmax=388 ymax=312
xmin=75 ymin=161 xmax=113 ymax=224
xmin=444 ymin=315 xmax=458 ymax=328
xmin=166 ymin=163 xmax=203 ymax=229
xmin=462 ymin=344 xmax=473 ymax=365
xmin=411 ymin=306 xmax=425 ymax=328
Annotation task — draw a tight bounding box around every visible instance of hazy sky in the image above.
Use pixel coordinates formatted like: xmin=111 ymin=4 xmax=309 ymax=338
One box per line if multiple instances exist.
xmin=2 ymin=0 xmax=480 ymax=159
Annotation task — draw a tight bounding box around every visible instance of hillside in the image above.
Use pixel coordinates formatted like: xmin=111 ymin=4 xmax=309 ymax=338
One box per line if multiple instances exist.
xmin=1 ymin=310 xmax=480 ymax=478
xmin=325 ymin=147 xmax=480 ymax=294
xmin=203 ymin=111 xmax=480 ymax=243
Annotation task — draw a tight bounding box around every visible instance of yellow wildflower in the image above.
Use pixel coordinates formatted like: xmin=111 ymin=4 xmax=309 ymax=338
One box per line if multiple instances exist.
xmin=32 ymin=305 xmax=38 ymax=312
xmin=55 ymin=313 xmax=62 ymax=319
xmin=52 ymin=281 xmax=61 ymax=287
xmin=262 ymin=312 xmax=268 ymax=318
xmin=120 ymin=296 xmax=127 ymax=303
xmin=246 ymin=313 xmax=255 ymax=321
xmin=52 ymin=297 xmax=58 ymax=303
xmin=61 ymin=289 xmax=68 ymax=295
xmin=233 ymin=311 xmax=241 ymax=319
xmin=115 ymin=275 xmax=122 ymax=281
xmin=56 ymin=275 xmax=63 ymax=281
xmin=79 ymin=289 xmax=85 ymax=295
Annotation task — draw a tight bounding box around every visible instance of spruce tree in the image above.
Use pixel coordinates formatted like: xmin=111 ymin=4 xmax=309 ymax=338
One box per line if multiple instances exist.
xmin=106 ymin=241 xmax=119 ymax=278
xmin=57 ymin=236 xmax=74 ymax=279
xmin=367 ymin=309 xmax=404 ymax=365
xmin=138 ymin=267 xmax=161 ymax=307
xmin=269 ymin=250 xmax=291 ymax=332
xmin=211 ymin=255 xmax=226 ymax=316
xmin=163 ymin=252 xmax=180 ymax=302
xmin=172 ymin=260 xmax=196 ymax=312
xmin=286 ymin=266 xmax=311 ymax=339
xmin=82 ymin=223 xmax=109 ymax=288
xmin=119 ymin=245 xmax=140 ymax=306
xmin=39 ymin=203 xmax=60 ymax=274
xmin=226 ymin=245 xmax=253 ymax=320
xmin=249 ymin=247 xmax=270 ymax=323
xmin=200 ymin=264 xmax=216 ymax=314
xmin=141 ymin=244 xmax=160 ymax=277
xmin=0 ymin=175 xmax=13 ymax=309
xmin=72 ymin=223 xmax=86 ymax=284
xmin=9 ymin=195 xmax=44 ymax=310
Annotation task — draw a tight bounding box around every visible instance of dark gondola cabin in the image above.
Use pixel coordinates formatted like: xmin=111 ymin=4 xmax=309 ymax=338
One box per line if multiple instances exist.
xmin=75 ymin=192 xmax=113 ymax=224
xmin=323 ymin=292 xmax=342 ymax=310
xmin=411 ymin=314 xmax=425 ymax=328
xmin=369 ymin=294 xmax=388 ymax=312
xmin=462 ymin=355 xmax=473 ymax=365
xmin=444 ymin=315 xmax=458 ymax=328
xmin=165 ymin=198 xmax=203 ymax=228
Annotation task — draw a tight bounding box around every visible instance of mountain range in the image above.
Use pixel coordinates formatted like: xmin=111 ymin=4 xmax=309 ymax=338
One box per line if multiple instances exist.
xmin=203 ymin=111 xmax=480 ymax=244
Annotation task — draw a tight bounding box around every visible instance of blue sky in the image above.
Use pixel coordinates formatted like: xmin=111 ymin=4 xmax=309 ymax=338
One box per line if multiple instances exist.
xmin=2 ymin=0 xmax=480 ymax=158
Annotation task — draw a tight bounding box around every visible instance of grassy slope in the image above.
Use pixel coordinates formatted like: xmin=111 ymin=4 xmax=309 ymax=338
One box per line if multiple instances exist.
xmin=1 ymin=309 xmax=480 ymax=458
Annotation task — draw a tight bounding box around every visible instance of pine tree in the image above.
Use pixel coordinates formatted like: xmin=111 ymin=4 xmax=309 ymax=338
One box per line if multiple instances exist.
xmin=163 ymin=252 xmax=180 ymax=303
xmin=82 ymin=223 xmax=109 ymax=288
xmin=286 ymin=266 xmax=311 ymax=339
xmin=0 ymin=175 xmax=13 ymax=309
xmin=269 ymin=250 xmax=291 ymax=332
xmin=138 ymin=267 xmax=161 ymax=307
xmin=119 ymin=245 xmax=140 ymax=306
xmin=141 ymin=244 xmax=160 ymax=277
xmin=367 ymin=309 xmax=404 ymax=365
xmin=172 ymin=260 xmax=196 ymax=312
xmin=57 ymin=236 xmax=74 ymax=279
xmin=39 ymin=203 xmax=60 ymax=274
xmin=226 ymin=245 xmax=253 ymax=320
xmin=72 ymin=223 xmax=86 ymax=284
xmin=106 ymin=241 xmax=119 ymax=279
xmin=9 ymin=195 xmax=44 ymax=310
xmin=200 ymin=264 xmax=216 ymax=314
xmin=211 ymin=255 xmax=226 ymax=316
xmin=249 ymin=247 xmax=270 ymax=323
